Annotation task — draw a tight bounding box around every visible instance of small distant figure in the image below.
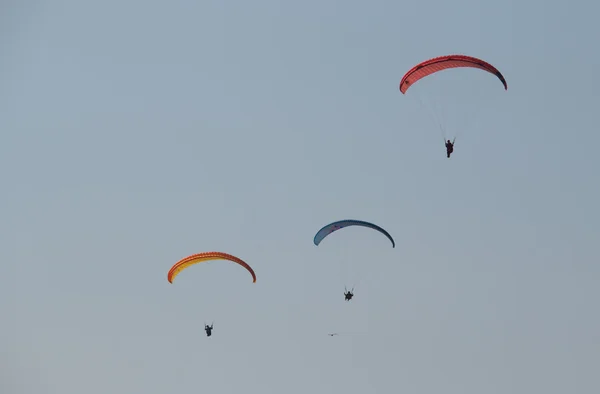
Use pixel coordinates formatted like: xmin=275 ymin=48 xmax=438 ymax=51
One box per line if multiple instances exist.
xmin=344 ymin=287 xmax=354 ymax=301
xmin=205 ymin=323 xmax=213 ymax=337
xmin=445 ymin=139 xmax=455 ymax=158
xmin=328 ymin=333 xmax=338 ymax=336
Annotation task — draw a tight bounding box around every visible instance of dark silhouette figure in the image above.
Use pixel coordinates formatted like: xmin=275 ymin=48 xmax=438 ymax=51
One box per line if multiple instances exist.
xmin=445 ymin=139 xmax=454 ymax=158
xmin=344 ymin=287 xmax=354 ymax=301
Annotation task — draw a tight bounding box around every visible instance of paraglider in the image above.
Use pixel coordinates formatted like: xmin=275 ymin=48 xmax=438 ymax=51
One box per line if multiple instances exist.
xmin=399 ymin=54 xmax=507 ymax=157
xmin=167 ymin=251 xmax=257 ymax=284
xmin=313 ymin=219 xmax=395 ymax=248
xmin=167 ymin=252 xmax=255 ymax=338
xmin=314 ymin=220 xmax=394 ymax=302
xmin=344 ymin=287 xmax=354 ymax=301
xmin=446 ymin=138 xmax=455 ymax=158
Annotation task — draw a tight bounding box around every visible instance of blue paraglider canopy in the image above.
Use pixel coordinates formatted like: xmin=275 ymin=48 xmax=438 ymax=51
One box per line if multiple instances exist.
xmin=313 ymin=219 xmax=395 ymax=248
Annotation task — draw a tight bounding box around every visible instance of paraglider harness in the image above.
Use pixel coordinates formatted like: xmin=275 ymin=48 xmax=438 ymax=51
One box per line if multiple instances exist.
xmin=205 ymin=323 xmax=213 ymax=337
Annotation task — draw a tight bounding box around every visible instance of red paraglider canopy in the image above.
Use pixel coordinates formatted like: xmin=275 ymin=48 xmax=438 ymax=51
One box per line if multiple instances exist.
xmin=400 ymin=55 xmax=507 ymax=94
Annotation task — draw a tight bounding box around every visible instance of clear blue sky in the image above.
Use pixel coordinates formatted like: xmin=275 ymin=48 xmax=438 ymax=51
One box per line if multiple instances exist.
xmin=2 ymin=1 xmax=599 ymax=393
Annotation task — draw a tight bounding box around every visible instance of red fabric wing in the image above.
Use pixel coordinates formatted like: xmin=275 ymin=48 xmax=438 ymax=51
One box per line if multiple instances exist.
xmin=400 ymin=55 xmax=507 ymax=94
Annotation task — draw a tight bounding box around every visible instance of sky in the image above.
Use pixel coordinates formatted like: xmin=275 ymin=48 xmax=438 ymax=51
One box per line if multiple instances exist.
xmin=2 ymin=0 xmax=599 ymax=393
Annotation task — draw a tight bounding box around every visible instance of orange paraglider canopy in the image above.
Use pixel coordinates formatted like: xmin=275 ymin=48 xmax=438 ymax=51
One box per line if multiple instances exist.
xmin=167 ymin=252 xmax=256 ymax=283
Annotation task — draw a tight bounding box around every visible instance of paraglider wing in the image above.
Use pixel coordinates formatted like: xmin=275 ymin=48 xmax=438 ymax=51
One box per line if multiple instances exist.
xmin=313 ymin=220 xmax=395 ymax=248
xmin=400 ymin=55 xmax=507 ymax=94
xmin=167 ymin=251 xmax=256 ymax=283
